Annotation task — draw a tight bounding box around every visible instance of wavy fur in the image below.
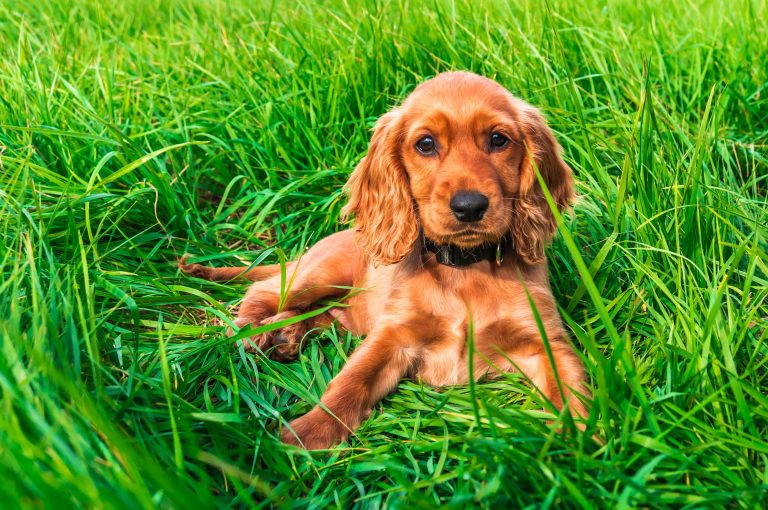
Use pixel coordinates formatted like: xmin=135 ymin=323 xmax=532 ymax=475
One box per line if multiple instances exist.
xmin=342 ymin=110 xmax=419 ymax=265
xmin=181 ymin=72 xmax=587 ymax=450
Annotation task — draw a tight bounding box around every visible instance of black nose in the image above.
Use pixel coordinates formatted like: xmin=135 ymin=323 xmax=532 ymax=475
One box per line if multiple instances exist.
xmin=450 ymin=191 xmax=489 ymax=222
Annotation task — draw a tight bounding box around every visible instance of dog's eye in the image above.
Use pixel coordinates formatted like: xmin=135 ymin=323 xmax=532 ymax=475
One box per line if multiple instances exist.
xmin=415 ymin=136 xmax=436 ymax=155
xmin=490 ymin=132 xmax=509 ymax=149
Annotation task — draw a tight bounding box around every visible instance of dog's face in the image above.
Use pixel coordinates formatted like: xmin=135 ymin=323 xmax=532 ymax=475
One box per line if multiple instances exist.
xmin=399 ymin=77 xmax=529 ymax=248
xmin=344 ymin=72 xmax=573 ymax=265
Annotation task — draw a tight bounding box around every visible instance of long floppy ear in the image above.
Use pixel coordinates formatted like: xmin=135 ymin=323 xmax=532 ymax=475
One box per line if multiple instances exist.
xmin=511 ymin=104 xmax=574 ymax=264
xmin=342 ymin=109 xmax=418 ymax=265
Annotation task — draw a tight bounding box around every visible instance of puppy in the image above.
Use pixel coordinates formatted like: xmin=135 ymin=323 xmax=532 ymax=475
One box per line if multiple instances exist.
xmin=181 ymin=71 xmax=587 ymax=449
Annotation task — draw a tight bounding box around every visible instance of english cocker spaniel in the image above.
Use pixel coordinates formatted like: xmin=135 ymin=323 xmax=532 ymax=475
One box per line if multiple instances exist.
xmin=181 ymin=71 xmax=588 ymax=449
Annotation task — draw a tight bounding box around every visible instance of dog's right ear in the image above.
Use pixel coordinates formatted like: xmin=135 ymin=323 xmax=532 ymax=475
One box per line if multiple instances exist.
xmin=342 ymin=110 xmax=418 ymax=265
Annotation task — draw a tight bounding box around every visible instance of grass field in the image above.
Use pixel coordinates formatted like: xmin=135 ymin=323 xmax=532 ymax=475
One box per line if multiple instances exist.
xmin=1 ymin=0 xmax=767 ymax=507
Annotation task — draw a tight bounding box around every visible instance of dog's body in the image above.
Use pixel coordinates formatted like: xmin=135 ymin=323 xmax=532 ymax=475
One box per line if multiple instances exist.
xmin=181 ymin=72 xmax=588 ymax=449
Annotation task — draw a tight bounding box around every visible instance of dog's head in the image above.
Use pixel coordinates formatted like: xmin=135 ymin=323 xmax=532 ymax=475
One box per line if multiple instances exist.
xmin=344 ymin=71 xmax=573 ymax=265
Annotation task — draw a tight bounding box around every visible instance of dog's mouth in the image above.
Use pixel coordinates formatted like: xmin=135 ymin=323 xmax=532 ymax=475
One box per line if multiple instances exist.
xmin=435 ymin=226 xmax=504 ymax=248
xmin=419 ymin=203 xmax=508 ymax=248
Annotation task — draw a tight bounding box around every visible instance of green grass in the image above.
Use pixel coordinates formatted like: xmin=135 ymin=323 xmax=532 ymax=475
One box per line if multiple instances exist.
xmin=1 ymin=0 xmax=767 ymax=507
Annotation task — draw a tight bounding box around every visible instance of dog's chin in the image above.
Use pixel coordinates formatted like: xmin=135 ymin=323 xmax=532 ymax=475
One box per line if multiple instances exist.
xmin=426 ymin=227 xmax=504 ymax=249
xmin=451 ymin=234 xmax=501 ymax=249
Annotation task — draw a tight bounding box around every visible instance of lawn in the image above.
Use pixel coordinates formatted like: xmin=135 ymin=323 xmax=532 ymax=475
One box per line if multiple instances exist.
xmin=1 ymin=0 xmax=767 ymax=507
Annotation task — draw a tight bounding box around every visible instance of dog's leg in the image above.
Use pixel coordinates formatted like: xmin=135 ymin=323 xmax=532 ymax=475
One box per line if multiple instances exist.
xmin=179 ymin=255 xmax=288 ymax=282
xmin=281 ymin=327 xmax=415 ymax=449
xmin=541 ymin=339 xmax=589 ymax=419
xmin=506 ymin=338 xmax=588 ymax=420
xmin=224 ymin=231 xmax=358 ymax=359
xmin=254 ymin=309 xmax=340 ymax=362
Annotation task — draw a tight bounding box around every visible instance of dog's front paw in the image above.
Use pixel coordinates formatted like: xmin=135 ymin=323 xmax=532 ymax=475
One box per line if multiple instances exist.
xmin=227 ymin=312 xmax=308 ymax=361
xmin=280 ymin=407 xmax=349 ymax=450
xmin=258 ymin=311 xmax=308 ymax=362
xmin=227 ymin=317 xmax=270 ymax=353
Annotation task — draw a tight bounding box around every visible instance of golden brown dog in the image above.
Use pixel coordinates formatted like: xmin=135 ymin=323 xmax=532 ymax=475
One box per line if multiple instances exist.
xmin=181 ymin=71 xmax=588 ymax=449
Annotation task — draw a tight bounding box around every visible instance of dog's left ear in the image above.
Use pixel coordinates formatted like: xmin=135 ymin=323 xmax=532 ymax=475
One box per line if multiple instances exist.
xmin=342 ymin=109 xmax=419 ymax=265
xmin=511 ymin=103 xmax=574 ymax=264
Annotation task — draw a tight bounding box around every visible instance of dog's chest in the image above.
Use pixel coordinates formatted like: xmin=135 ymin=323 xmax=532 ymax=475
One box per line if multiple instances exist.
xmin=413 ymin=275 xmax=529 ymax=386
